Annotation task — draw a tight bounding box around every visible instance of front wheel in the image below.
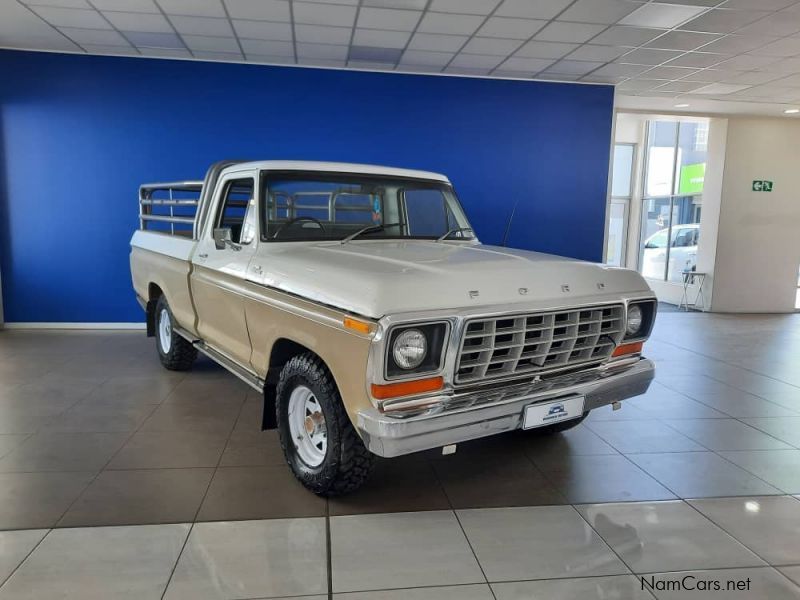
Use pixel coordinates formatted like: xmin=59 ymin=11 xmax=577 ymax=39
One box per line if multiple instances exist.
xmin=276 ymin=353 xmax=374 ymax=495
xmin=154 ymin=296 xmax=197 ymax=371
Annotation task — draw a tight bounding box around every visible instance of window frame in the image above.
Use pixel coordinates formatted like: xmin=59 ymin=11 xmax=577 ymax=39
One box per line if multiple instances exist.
xmin=212 ymin=174 xmax=257 ymax=246
xmin=605 ymin=142 xmax=636 ymax=267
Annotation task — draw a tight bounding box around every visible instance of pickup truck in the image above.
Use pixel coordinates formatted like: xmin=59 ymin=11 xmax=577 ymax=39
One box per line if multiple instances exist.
xmin=130 ymin=160 xmax=656 ymax=495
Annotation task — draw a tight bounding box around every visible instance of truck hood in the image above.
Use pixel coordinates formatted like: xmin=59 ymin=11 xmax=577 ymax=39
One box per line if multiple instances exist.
xmin=250 ymin=241 xmax=652 ymax=319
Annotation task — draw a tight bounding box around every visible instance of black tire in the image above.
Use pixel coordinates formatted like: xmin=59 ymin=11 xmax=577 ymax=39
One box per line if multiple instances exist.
xmin=276 ymin=353 xmax=374 ymax=495
xmin=154 ymin=295 xmax=197 ymax=371
xmin=535 ymin=411 xmax=588 ymax=434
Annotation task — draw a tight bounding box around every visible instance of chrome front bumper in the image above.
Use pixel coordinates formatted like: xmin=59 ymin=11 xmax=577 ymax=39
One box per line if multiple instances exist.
xmin=357 ymin=357 xmax=655 ymax=457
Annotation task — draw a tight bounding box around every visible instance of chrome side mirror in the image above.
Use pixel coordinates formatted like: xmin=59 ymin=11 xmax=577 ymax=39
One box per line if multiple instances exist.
xmin=213 ymin=227 xmax=240 ymax=251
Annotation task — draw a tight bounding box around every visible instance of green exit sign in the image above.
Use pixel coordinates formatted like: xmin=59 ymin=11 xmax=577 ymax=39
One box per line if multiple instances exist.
xmin=752 ymin=180 xmax=774 ymax=192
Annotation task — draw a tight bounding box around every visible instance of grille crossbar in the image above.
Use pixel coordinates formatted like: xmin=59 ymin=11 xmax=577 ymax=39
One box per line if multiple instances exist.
xmin=455 ymin=305 xmax=625 ymax=384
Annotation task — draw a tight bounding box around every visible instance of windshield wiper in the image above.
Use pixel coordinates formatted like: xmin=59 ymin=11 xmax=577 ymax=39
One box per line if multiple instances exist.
xmin=340 ymin=223 xmax=402 ymax=244
xmin=435 ymin=227 xmax=474 ymax=242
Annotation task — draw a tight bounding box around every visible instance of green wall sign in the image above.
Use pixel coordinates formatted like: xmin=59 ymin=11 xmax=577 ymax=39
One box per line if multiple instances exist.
xmin=678 ymin=162 xmax=706 ymax=195
xmin=752 ymin=180 xmax=773 ymax=192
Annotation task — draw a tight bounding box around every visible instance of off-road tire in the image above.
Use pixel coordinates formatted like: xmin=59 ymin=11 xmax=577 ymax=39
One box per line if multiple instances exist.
xmin=536 ymin=411 xmax=588 ymax=434
xmin=276 ymin=353 xmax=374 ymax=495
xmin=155 ymin=295 xmax=197 ymax=371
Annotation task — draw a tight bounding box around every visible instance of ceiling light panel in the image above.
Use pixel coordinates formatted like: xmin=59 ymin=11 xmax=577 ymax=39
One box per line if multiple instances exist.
xmin=620 ymin=3 xmax=707 ymax=28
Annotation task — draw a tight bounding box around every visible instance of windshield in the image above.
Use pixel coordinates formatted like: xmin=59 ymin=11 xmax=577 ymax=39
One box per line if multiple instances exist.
xmin=260 ymin=172 xmax=474 ymax=242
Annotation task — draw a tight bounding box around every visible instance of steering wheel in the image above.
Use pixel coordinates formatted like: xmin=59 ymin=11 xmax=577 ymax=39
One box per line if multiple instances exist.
xmin=273 ymin=216 xmax=327 ymax=239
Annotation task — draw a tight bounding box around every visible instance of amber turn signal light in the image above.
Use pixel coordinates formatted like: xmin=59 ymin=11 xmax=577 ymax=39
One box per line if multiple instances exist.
xmin=343 ymin=317 xmax=372 ymax=334
xmin=371 ymin=376 xmax=444 ymax=400
xmin=612 ymin=341 xmax=644 ymax=357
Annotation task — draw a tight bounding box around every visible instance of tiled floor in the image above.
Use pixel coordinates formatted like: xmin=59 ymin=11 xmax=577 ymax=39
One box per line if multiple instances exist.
xmin=1 ymin=312 xmax=800 ymax=597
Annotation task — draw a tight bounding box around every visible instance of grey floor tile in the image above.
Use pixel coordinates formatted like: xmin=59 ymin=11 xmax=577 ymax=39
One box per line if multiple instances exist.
xmin=628 ymin=385 xmax=729 ymax=419
xmin=0 ymin=523 xmax=189 ymax=599
xmin=432 ymin=453 xmax=565 ymax=509
xmin=688 ymin=390 xmax=799 ymax=418
xmin=457 ymin=505 xmax=628 ymax=582
xmin=577 ymin=500 xmax=764 ymax=574
xmin=719 ymin=450 xmax=800 ymax=494
xmin=688 ymin=496 xmax=800 ymax=565
xmin=0 ymin=432 xmax=128 ymax=473
xmin=780 ymin=566 xmax=800 ymax=587
xmin=108 ymin=430 xmax=228 ymax=469
xmin=140 ymin=398 xmax=241 ymax=434
xmin=218 ymin=429 xmax=286 ymax=467
xmin=0 ymin=472 xmax=96 ymax=529
xmin=742 ymin=418 xmax=800 ymax=448
xmin=537 ymin=454 xmax=676 ymax=504
xmin=84 ymin=376 xmax=182 ymax=406
xmin=663 ymin=419 xmax=792 ymax=451
xmin=586 ymin=420 xmax=705 ymax=454
xmin=644 ymin=567 xmax=800 ymax=599
xmin=331 ymin=511 xmax=484 ymax=593
xmin=0 ymin=529 xmax=47 ymax=584
xmin=523 ymin=424 xmax=619 ymax=464
xmin=330 ymin=456 xmax=451 ymax=515
xmin=165 ymin=518 xmax=327 ymax=600
xmin=492 ymin=575 xmax=655 ymax=599
xmin=627 ymin=452 xmax=782 ymax=498
xmin=0 ymin=435 xmax=28 ymax=460
xmin=41 ymin=400 xmax=157 ymax=433
xmin=197 ymin=465 xmax=327 ymax=521
xmin=59 ymin=468 xmax=214 ymax=527
xmin=587 ymin=402 xmax=656 ymax=421
xmin=335 ymin=584 xmax=494 ymax=599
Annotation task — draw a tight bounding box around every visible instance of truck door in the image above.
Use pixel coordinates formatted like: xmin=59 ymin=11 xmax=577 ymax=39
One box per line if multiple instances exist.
xmin=190 ymin=171 xmax=258 ymax=367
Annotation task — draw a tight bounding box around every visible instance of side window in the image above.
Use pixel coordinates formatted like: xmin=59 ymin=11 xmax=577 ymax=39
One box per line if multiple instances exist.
xmin=217 ymin=178 xmax=254 ymax=244
xmin=404 ymin=189 xmax=451 ymax=236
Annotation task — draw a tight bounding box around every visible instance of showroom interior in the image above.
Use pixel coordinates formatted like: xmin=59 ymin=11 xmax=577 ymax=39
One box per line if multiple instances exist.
xmin=2 ymin=0 xmax=800 ymax=598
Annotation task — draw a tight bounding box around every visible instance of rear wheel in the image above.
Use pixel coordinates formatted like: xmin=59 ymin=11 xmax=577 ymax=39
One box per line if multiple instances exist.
xmin=154 ymin=296 xmax=197 ymax=371
xmin=276 ymin=353 xmax=374 ymax=495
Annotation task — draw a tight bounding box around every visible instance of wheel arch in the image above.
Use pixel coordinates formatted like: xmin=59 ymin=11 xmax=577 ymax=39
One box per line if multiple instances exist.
xmin=261 ymin=337 xmax=332 ymax=430
xmin=145 ymin=282 xmax=165 ymax=337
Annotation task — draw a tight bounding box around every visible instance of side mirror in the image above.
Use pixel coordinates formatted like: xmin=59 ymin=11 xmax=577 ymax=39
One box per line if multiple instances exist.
xmin=213 ymin=227 xmax=239 ymax=251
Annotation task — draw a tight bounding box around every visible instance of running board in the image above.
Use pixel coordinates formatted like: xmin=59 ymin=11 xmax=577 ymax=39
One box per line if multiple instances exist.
xmin=170 ymin=327 xmax=263 ymax=392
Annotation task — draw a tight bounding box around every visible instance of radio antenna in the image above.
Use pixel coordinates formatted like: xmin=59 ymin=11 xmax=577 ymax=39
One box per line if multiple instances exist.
xmin=501 ymin=198 xmax=520 ymax=247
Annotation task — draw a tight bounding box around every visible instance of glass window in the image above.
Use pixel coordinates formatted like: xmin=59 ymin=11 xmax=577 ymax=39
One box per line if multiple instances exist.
xmin=639 ymin=119 xmax=707 ymax=283
xmin=260 ymin=172 xmax=473 ymax=242
xmin=605 ymin=201 xmax=627 ymax=267
xmin=217 ymin=179 xmax=254 ymax=245
xmin=611 ymin=145 xmax=634 ymax=198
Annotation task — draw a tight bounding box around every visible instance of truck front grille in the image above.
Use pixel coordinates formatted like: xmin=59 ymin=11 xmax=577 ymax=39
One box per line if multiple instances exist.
xmin=455 ymin=304 xmax=625 ymax=385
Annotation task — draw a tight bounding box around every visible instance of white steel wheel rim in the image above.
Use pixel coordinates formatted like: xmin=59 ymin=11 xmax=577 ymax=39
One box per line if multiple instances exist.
xmin=288 ymin=385 xmax=328 ymax=468
xmin=158 ymin=308 xmax=172 ymax=354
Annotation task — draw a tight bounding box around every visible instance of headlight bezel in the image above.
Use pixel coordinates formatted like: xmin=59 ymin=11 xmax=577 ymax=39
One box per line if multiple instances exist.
xmin=384 ymin=321 xmax=450 ymax=380
xmin=624 ymin=300 xmax=656 ymax=342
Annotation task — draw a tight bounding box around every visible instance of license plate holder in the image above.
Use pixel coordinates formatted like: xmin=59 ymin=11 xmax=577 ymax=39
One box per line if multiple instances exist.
xmin=522 ymin=396 xmax=585 ymax=430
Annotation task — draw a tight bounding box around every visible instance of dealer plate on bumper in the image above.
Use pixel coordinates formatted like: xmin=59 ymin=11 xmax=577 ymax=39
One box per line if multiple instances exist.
xmin=522 ymin=396 xmax=585 ymax=430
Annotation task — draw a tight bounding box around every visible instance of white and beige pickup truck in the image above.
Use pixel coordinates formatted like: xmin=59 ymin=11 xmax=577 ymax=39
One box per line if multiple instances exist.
xmin=130 ymin=160 xmax=656 ymax=495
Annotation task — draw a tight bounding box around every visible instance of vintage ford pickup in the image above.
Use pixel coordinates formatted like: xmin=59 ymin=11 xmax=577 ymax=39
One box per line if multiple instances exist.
xmin=130 ymin=160 xmax=656 ymax=495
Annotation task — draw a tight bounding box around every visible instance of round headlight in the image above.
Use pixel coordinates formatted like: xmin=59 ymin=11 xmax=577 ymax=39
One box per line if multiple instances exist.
xmin=626 ymin=304 xmax=643 ymax=336
xmin=392 ymin=328 xmax=428 ymax=370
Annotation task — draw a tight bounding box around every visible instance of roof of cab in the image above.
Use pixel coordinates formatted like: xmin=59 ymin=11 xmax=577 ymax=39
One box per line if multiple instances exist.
xmin=223 ymin=160 xmax=450 ymax=183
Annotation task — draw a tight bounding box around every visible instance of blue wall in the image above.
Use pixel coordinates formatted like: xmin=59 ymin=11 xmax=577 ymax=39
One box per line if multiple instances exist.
xmin=0 ymin=49 xmax=614 ymax=323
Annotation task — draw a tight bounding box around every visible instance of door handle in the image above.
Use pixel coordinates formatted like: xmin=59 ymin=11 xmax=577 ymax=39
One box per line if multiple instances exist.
xmin=252 ymin=264 xmax=263 ymax=274
xmin=198 ymin=253 xmax=208 ymax=259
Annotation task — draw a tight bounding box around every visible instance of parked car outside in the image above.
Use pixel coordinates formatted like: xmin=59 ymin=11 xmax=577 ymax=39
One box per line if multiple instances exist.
xmin=642 ymin=223 xmax=699 ymax=282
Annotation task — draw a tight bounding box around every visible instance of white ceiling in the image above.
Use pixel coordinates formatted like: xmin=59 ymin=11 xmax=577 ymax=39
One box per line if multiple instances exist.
xmin=3 ymin=0 xmax=800 ymax=117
